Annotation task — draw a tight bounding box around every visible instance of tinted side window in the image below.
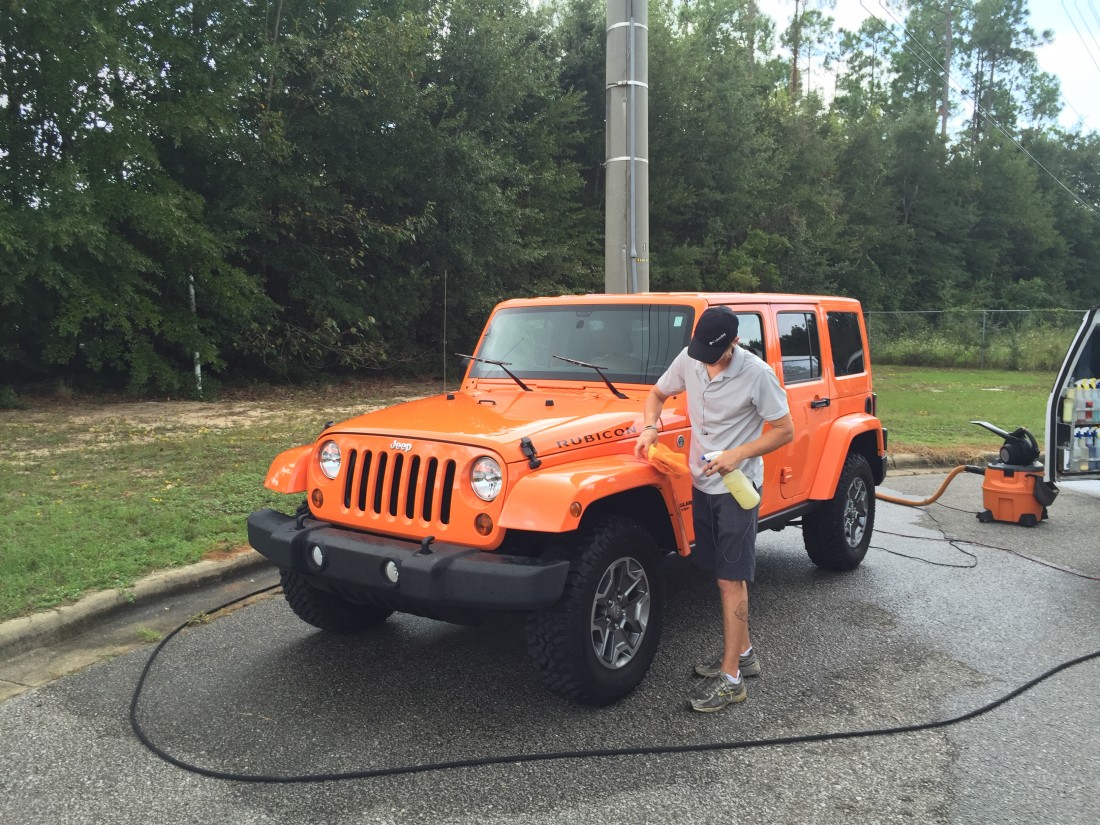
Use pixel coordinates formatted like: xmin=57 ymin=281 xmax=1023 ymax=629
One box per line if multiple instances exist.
xmin=734 ymin=312 xmax=764 ymax=359
xmin=777 ymin=311 xmax=821 ymax=384
xmin=828 ymin=311 xmax=866 ymax=376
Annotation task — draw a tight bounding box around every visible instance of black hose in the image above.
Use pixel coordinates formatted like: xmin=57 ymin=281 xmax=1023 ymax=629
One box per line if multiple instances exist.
xmin=129 ymin=584 xmax=1100 ymax=784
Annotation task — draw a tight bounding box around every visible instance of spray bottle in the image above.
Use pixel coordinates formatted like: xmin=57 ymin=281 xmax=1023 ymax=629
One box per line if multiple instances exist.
xmin=1070 ymin=428 xmax=1083 ymax=472
xmin=701 ymin=452 xmax=761 ymax=509
xmin=1062 ymin=383 xmax=1076 ymax=423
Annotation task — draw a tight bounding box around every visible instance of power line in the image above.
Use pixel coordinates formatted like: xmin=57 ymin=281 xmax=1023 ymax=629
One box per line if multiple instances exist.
xmin=860 ymin=0 xmax=1100 ymax=222
xmin=1062 ymin=0 xmax=1100 ymax=77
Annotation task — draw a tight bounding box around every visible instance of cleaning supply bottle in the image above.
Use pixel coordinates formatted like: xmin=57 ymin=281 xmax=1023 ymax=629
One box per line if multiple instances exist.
xmin=1062 ymin=383 xmax=1076 ymax=423
xmin=1090 ymin=427 xmax=1100 ymax=472
xmin=1070 ymin=428 xmax=1084 ymax=472
xmin=702 ymin=452 xmax=761 ymax=509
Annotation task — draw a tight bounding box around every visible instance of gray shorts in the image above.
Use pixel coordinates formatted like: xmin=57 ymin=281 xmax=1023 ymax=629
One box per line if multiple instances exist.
xmin=691 ymin=486 xmax=759 ymax=582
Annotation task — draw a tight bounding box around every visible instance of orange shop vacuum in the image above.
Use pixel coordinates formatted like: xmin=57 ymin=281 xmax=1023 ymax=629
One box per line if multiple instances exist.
xmin=965 ymin=421 xmax=1058 ymax=527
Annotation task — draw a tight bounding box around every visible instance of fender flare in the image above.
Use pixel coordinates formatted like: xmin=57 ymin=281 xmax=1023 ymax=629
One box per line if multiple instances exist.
xmin=808 ymin=415 xmax=885 ymax=500
xmin=264 ymin=445 xmax=313 ymax=494
xmin=498 ymin=455 xmax=689 ymax=549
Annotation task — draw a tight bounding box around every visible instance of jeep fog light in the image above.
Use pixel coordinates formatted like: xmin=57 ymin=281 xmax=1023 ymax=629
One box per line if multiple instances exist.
xmin=319 ymin=440 xmax=342 ymax=479
xmin=475 ymin=514 xmax=493 ymax=536
xmin=471 ymin=456 xmax=503 ymax=501
xmin=382 ymin=559 xmax=399 ymax=584
xmin=308 ymin=544 xmax=326 ymax=571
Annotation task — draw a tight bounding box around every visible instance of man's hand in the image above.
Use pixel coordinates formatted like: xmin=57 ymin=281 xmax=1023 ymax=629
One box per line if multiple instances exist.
xmin=635 ymin=387 xmax=670 ymax=462
xmin=702 ymin=414 xmax=794 ymax=476
xmin=702 ymin=448 xmax=747 ymax=477
xmin=634 ymin=427 xmax=659 ymax=461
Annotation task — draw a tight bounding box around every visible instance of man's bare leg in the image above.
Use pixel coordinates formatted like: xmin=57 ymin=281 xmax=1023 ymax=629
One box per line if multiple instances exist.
xmin=717 ymin=578 xmax=750 ymax=677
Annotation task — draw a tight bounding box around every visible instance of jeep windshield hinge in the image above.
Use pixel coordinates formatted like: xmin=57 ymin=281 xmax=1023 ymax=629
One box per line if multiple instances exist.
xmin=457 ymin=353 xmax=532 ymax=391
xmin=520 ymin=436 xmax=542 ymax=469
xmin=551 ymin=354 xmax=629 ymax=399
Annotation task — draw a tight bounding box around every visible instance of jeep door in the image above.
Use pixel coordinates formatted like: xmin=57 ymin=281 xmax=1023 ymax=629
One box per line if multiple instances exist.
xmin=771 ymin=305 xmax=838 ymax=500
xmin=1046 ymin=305 xmax=1100 ymax=481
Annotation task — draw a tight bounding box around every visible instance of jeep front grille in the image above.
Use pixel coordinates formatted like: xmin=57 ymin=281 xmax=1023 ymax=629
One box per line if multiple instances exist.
xmin=342 ymin=448 xmax=457 ymax=524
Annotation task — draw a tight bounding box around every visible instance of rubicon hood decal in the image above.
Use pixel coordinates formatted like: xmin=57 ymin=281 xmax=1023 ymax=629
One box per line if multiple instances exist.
xmin=556 ymin=424 xmax=637 ymax=449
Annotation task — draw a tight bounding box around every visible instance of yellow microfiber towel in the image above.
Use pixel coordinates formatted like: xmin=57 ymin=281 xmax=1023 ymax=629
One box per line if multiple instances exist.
xmin=647 ymin=442 xmax=690 ymax=478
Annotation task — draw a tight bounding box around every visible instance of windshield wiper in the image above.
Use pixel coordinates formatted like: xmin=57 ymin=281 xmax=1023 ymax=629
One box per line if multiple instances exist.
xmin=551 ymin=355 xmax=629 ymax=399
xmin=457 ymin=353 xmax=532 ymax=392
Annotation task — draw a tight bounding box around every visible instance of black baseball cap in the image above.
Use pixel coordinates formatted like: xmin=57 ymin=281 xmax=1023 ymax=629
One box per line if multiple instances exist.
xmin=688 ymin=306 xmax=739 ymax=364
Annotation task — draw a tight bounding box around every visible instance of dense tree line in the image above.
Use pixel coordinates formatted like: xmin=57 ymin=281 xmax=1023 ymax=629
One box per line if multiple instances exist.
xmin=1 ymin=0 xmax=1098 ymax=393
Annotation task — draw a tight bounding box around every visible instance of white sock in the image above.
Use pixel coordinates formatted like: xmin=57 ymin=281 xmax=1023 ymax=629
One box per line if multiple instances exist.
xmin=723 ymin=671 xmax=742 ymax=683
xmin=741 ymin=646 xmax=753 ymax=657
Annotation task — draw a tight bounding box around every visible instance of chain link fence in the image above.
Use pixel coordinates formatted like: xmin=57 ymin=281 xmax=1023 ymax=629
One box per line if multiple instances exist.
xmin=864 ymin=309 xmax=1090 ymax=371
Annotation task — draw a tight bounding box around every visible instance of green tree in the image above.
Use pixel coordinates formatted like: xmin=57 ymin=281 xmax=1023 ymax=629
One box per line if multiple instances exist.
xmin=961 ymin=135 xmax=1066 ymax=306
xmin=959 ymin=0 xmax=1056 ymax=143
xmin=833 ymin=18 xmax=895 ymax=121
xmin=648 ymin=0 xmax=785 ymax=293
xmin=0 ymin=0 xmax=264 ymax=393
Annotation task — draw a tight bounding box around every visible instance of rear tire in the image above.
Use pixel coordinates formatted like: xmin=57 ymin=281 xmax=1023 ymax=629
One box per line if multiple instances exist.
xmin=804 ymin=452 xmax=875 ymax=571
xmin=526 ymin=516 xmax=665 ymax=705
xmin=280 ymin=570 xmax=392 ymax=633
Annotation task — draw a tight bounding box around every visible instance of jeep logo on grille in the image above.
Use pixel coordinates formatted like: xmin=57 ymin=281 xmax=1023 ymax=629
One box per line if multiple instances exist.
xmin=390 ymin=439 xmax=413 ymax=452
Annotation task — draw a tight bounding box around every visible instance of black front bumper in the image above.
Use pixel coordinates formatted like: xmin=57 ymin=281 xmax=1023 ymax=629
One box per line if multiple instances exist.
xmin=247 ymin=509 xmax=570 ymax=613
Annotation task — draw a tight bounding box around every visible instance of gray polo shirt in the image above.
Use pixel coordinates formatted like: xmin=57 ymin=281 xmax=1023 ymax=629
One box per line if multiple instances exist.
xmin=656 ymin=345 xmax=790 ymax=493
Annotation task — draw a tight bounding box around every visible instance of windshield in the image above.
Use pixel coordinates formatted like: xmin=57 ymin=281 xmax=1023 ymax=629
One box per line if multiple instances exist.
xmin=470 ymin=304 xmax=695 ymax=385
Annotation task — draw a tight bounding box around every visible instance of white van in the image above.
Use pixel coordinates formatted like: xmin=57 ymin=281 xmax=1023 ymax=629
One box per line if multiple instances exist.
xmin=1047 ymin=305 xmax=1100 ymax=482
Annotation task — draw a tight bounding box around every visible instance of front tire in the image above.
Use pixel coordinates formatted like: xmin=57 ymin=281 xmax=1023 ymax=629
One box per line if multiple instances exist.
xmin=803 ymin=452 xmax=875 ymax=571
xmin=526 ymin=516 xmax=665 ymax=705
xmin=280 ymin=570 xmax=392 ymax=633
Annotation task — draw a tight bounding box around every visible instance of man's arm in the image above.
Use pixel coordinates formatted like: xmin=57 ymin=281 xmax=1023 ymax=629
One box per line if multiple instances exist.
xmin=703 ymin=414 xmax=794 ymax=477
xmin=633 ymin=386 xmax=670 ymax=461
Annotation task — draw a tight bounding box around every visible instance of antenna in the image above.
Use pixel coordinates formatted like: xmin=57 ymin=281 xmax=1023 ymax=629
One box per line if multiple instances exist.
xmin=442 ymin=268 xmax=448 ymax=391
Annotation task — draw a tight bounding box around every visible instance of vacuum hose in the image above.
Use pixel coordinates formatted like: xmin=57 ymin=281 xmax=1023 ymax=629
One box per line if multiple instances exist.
xmin=874 ymin=465 xmax=977 ymax=507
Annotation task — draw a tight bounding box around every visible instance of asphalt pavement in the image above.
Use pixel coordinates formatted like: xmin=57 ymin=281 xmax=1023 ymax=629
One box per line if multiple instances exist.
xmin=1 ymin=466 xmax=1098 ymax=824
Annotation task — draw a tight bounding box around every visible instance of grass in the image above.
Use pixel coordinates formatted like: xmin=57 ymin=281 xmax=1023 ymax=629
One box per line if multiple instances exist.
xmin=0 ymin=380 xmax=436 ymax=622
xmin=0 ymin=422 xmax=303 ymax=620
xmin=874 ymin=365 xmax=1054 ymax=461
xmin=0 ymin=369 xmax=1058 ymax=623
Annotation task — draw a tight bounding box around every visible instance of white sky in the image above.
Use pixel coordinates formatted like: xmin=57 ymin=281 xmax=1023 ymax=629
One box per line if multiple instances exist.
xmin=759 ymin=0 xmax=1099 ymax=133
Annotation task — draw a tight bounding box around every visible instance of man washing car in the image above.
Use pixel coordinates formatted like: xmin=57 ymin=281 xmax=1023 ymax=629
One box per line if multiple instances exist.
xmin=635 ymin=306 xmax=794 ymax=711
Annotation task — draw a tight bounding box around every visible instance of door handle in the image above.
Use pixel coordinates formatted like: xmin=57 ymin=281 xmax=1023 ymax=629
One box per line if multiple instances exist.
xmin=810 ymin=397 xmax=831 ymax=409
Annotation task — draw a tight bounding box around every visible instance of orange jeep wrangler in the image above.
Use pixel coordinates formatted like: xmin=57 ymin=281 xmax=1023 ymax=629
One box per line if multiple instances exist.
xmin=248 ymin=293 xmax=887 ymax=704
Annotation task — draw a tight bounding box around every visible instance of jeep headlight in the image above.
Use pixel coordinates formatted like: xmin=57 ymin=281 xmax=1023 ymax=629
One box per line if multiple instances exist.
xmin=319 ymin=440 xmax=342 ymax=479
xmin=471 ymin=456 xmax=503 ymax=501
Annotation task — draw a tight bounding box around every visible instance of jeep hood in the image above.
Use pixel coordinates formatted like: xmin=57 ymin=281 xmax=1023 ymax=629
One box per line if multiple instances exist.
xmin=330 ymin=389 xmax=674 ymax=460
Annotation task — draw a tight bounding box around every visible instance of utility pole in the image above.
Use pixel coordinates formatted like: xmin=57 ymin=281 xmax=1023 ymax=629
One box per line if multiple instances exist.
xmin=604 ymin=0 xmax=649 ymax=293
xmin=939 ymin=0 xmax=953 ymax=138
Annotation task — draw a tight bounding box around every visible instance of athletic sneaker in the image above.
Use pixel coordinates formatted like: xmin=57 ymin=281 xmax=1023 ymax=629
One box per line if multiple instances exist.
xmin=688 ymin=674 xmax=747 ymax=712
xmin=693 ymin=648 xmax=762 ymax=679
